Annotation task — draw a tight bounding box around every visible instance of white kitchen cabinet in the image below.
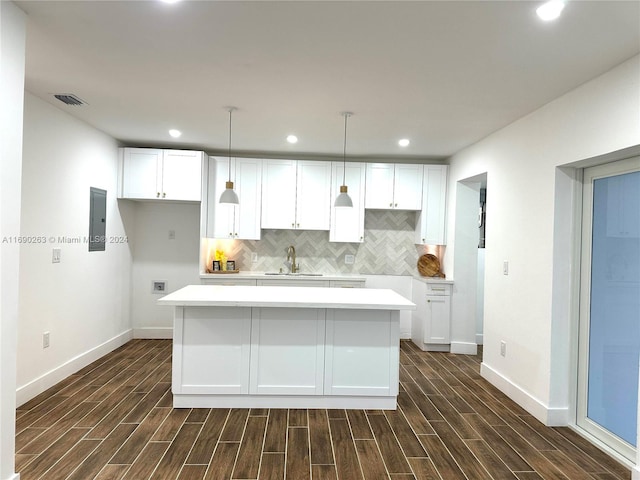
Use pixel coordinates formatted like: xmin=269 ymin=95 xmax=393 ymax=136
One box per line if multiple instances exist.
xmin=250 ymin=307 xmax=326 ymax=395
xmin=330 ymin=162 xmax=366 ymax=243
xmin=411 ymin=279 xmax=452 ymax=351
xmin=261 ymin=159 xmax=331 ymax=230
xmin=201 ymin=277 xmax=257 ymax=286
xmin=365 ymin=163 xmax=423 ymax=210
xmin=118 ymin=147 xmax=203 ymax=201
xmin=415 ymin=165 xmax=448 ymax=245
xmin=173 ymin=306 xmax=251 ymax=394
xmin=324 ymin=308 xmax=398 ymax=396
xmin=204 ymin=156 xmax=262 ymax=240
xmin=329 ymin=280 xmax=366 ymax=288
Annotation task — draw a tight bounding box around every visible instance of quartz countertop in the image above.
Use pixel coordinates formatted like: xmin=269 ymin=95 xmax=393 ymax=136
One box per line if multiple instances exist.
xmin=159 ymin=285 xmax=415 ymax=310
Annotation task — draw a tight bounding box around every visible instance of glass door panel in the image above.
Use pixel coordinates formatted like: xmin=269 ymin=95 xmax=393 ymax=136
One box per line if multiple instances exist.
xmin=578 ymin=158 xmax=640 ymax=461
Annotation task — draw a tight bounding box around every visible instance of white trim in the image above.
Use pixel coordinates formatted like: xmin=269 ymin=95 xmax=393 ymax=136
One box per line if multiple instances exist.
xmin=450 ymin=341 xmax=477 ymax=355
xmin=133 ymin=327 xmax=173 ymax=339
xmin=633 ymin=465 xmax=640 ymax=480
xmin=476 ymin=333 xmax=484 ymax=345
xmin=16 ymin=330 xmax=132 ymax=407
xmin=173 ymin=393 xmax=397 ymax=409
xmin=481 ymin=362 xmax=569 ymax=426
xmin=4 ymin=474 xmax=20 ymax=480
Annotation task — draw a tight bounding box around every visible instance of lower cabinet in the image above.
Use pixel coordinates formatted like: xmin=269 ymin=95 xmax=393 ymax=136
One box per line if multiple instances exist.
xmin=175 ymin=306 xmax=251 ymax=394
xmin=324 ymin=309 xmax=398 ymax=396
xmin=250 ymin=308 xmax=325 ymax=395
xmin=411 ymin=279 xmax=452 ymax=351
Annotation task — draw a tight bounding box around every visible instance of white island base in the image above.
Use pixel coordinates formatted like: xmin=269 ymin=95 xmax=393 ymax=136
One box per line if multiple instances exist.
xmin=158 ymin=285 xmax=415 ymax=410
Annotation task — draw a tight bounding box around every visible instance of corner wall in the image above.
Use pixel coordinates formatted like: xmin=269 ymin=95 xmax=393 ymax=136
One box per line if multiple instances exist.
xmin=0 ymin=3 xmax=26 ymax=478
xmin=445 ymin=55 xmax=640 ymax=425
xmin=17 ymin=93 xmax=134 ymax=405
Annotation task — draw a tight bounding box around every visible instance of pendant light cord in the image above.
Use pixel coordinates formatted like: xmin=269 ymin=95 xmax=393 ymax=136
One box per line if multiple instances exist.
xmin=227 ymin=108 xmax=233 ymax=182
xmin=342 ymin=113 xmax=349 ymax=185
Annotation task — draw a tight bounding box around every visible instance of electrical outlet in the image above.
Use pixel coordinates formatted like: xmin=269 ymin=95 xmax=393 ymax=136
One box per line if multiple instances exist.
xmin=43 ymin=332 xmax=50 ymax=349
xmin=52 ymin=248 xmax=61 ymax=264
xmin=500 ymin=340 xmax=507 ymax=357
xmin=251 ymin=252 xmax=258 ymax=263
xmin=503 ymin=261 xmax=509 ymax=275
xmin=344 ymin=254 xmax=355 ymax=265
xmin=152 ymin=281 xmax=167 ymax=294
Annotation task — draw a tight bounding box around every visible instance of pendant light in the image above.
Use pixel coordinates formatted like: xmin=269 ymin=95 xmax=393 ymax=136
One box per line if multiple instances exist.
xmin=219 ymin=107 xmax=239 ymax=205
xmin=334 ymin=111 xmax=353 ymax=208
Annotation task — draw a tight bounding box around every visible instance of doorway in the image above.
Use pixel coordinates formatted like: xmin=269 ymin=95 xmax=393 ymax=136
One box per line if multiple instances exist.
xmin=577 ymin=157 xmax=640 ymax=461
xmin=451 ymin=173 xmax=487 ymax=355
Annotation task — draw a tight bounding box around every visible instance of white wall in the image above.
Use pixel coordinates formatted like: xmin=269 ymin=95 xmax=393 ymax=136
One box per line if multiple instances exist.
xmin=17 ymin=93 xmax=134 ymax=405
xmin=444 ymin=55 xmax=640 ymax=427
xmin=0 ymin=3 xmax=25 ymax=478
xmin=130 ymin=202 xmax=201 ymax=337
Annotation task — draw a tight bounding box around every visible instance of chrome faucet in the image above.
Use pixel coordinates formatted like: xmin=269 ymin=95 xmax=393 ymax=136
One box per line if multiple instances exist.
xmin=286 ymin=245 xmax=299 ymax=273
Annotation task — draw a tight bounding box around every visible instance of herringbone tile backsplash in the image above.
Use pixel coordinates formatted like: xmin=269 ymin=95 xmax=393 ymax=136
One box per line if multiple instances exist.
xmin=206 ymin=210 xmax=432 ymax=276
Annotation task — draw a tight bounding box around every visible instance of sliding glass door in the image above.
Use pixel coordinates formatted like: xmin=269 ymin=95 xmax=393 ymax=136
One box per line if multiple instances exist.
xmin=577 ymin=158 xmax=640 ymax=461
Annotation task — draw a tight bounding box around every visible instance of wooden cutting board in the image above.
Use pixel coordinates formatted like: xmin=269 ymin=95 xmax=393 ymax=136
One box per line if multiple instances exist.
xmin=417 ymin=254 xmax=445 ymax=278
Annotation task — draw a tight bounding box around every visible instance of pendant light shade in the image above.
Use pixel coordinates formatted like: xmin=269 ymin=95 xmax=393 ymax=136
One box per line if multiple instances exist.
xmin=335 ymin=112 xmax=353 ymax=208
xmin=220 ymin=107 xmax=239 ymax=205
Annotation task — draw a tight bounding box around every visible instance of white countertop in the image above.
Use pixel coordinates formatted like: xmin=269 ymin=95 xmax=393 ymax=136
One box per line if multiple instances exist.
xmin=200 ymin=272 xmax=366 ymax=281
xmin=413 ymin=276 xmax=454 ymax=284
xmin=159 ymin=285 xmax=415 ymax=310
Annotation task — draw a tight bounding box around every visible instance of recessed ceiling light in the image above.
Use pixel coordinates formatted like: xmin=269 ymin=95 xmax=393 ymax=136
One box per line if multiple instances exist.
xmin=159 ymin=0 xmax=182 ymax=4
xmin=536 ymin=0 xmax=565 ymax=21
xmin=398 ymin=139 xmax=410 ymax=147
xmin=286 ymin=135 xmax=298 ymax=144
xmin=169 ymin=129 xmax=182 ymax=138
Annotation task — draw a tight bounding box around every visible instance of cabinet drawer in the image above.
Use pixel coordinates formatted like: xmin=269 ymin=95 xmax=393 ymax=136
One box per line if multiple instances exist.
xmin=201 ymin=278 xmax=257 ymax=286
xmin=329 ymin=280 xmax=365 ymax=288
xmin=425 ymin=283 xmax=451 ymax=296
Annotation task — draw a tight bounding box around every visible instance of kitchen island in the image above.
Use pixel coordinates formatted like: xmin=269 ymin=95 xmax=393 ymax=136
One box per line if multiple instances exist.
xmin=158 ymin=284 xmax=415 ymax=409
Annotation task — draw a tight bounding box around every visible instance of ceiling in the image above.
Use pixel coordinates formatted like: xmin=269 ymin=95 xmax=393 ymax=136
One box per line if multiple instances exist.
xmin=17 ymin=0 xmax=640 ymax=160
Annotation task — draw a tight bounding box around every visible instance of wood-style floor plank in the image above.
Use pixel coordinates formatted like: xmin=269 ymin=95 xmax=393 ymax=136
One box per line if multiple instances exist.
xmin=14 ymin=339 xmax=632 ymax=480
xmin=309 ymin=409 xmax=334 ymax=465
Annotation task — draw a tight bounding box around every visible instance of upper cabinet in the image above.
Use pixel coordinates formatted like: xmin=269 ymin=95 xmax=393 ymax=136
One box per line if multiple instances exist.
xmin=365 ymin=163 xmax=423 ymax=210
xmin=415 ymin=165 xmax=448 ymax=245
xmin=330 ymin=162 xmax=366 ymax=243
xmin=118 ymin=147 xmax=204 ymax=201
xmin=204 ymin=157 xmax=262 ymax=240
xmin=261 ymin=159 xmax=331 ymax=230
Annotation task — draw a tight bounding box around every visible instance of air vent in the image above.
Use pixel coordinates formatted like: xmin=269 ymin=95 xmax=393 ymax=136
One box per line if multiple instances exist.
xmin=53 ymin=94 xmax=87 ymax=106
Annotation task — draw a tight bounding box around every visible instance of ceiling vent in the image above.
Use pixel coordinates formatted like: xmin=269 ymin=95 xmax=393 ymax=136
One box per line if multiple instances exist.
xmin=53 ymin=94 xmax=87 ymax=106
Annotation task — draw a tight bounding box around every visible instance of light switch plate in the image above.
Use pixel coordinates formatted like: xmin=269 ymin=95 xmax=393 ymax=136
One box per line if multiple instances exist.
xmin=52 ymin=248 xmax=61 ymax=263
xmin=152 ymin=280 xmax=167 ymax=294
xmin=344 ymin=254 xmax=355 ymax=265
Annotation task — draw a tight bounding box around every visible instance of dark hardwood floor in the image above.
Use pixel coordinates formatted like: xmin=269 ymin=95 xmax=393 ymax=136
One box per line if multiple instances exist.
xmin=15 ymin=339 xmax=631 ymax=479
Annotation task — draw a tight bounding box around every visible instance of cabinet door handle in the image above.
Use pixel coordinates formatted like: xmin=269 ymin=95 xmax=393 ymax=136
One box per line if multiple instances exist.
xmin=156 ymin=192 xmax=160 ymax=198
xmin=427 ymin=299 xmax=431 ymax=303
xmin=360 ymin=236 xmax=363 ymax=241
xmin=297 ymin=223 xmax=300 ymax=228
xmin=395 ymin=203 xmax=398 ymax=207
xmin=234 ymin=233 xmax=238 ymax=237
xmin=229 ymin=232 xmax=233 ymax=237
xmin=162 ymin=192 xmax=166 ymax=198
xmin=389 ymin=203 xmax=393 ymax=207
xmin=292 ymin=223 xmax=295 ymax=228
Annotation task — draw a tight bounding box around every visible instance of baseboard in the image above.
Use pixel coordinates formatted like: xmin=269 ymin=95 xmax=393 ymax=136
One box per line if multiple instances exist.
xmin=480 ymin=362 xmax=569 ymax=426
xmin=4 ymin=474 xmax=20 ymax=480
xmin=450 ymin=341 xmax=477 ymax=355
xmin=633 ymin=465 xmax=640 ymax=480
xmin=16 ymin=330 xmax=132 ymax=407
xmin=476 ymin=333 xmax=484 ymax=345
xmin=133 ymin=327 xmax=173 ymax=339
